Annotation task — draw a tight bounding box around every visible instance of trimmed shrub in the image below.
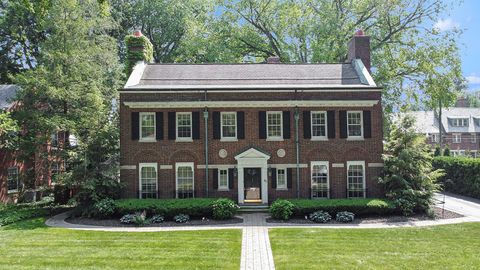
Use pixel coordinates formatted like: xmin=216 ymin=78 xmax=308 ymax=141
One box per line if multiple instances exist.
xmin=212 ymin=198 xmax=238 ymax=220
xmin=336 ymin=211 xmax=355 ymax=223
xmin=93 ymin=198 xmax=116 ymax=218
xmin=174 ymin=214 xmax=190 ymax=223
xmin=309 ymin=211 xmax=331 ymax=223
xmin=115 ymin=198 xmax=216 ymax=219
xmin=150 ymin=215 xmax=165 ymax=223
xmin=270 ymin=199 xmax=295 ymax=220
xmin=433 ymin=156 xmax=480 ymax=199
xmin=288 ymin=198 xmax=396 ymax=217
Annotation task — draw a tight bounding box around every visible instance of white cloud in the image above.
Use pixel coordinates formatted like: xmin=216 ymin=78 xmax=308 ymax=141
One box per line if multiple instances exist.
xmin=466 ymin=74 xmax=480 ymax=85
xmin=434 ymin=18 xmax=460 ymax=31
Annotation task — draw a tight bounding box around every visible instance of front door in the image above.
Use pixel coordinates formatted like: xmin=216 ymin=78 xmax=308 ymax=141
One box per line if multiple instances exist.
xmin=244 ymin=168 xmax=262 ymax=202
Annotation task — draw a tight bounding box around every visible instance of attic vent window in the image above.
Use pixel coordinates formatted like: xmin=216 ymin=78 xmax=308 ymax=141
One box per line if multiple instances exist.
xmin=451 ymin=118 xmax=468 ymax=127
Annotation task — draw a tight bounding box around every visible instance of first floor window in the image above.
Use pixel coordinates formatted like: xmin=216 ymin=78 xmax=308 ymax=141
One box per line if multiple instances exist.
xmin=176 ymin=162 xmax=194 ymax=198
xmin=431 ymin=133 xmax=439 ymax=143
xmin=472 ymin=134 xmax=477 ymax=143
xmin=347 ymin=161 xmax=365 ymax=198
xmin=139 ymin=163 xmax=157 ymax=199
xmin=347 ymin=111 xmax=363 ymax=138
xmin=311 ymin=112 xmax=327 ymax=139
xmin=177 ymin=112 xmax=192 ymax=140
xmin=311 ymin=161 xmax=329 ymax=198
xmin=453 ymin=134 xmax=461 ymax=143
xmin=221 ymin=112 xmax=237 ymax=139
xmin=140 ymin=112 xmax=155 ymax=141
xmin=267 ymin=111 xmax=282 ymax=139
xmin=7 ymin=167 xmax=19 ymax=192
xmin=218 ymin=169 xmax=229 ymax=189
xmin=276 ymin=169 xmax=287 ymax=189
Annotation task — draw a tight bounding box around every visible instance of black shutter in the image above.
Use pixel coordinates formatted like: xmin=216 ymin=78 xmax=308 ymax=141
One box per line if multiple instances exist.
xmin=259 ymin=111 xmax=266 ymax=139
xmin=192 ymin=112 xmax=200 ymax=140
xmin=271 ymin=168 xmax=277 ymax=189
xmin=237 ymin=111 xmax=245 ymax=139
xmin=283 ymin=111 xmax=291 ymax=139
xmin=303 ymin=111 xmax=311 ymax=139
xmin=287 ymin=168 xmax=293 ymax=189
xmin=228 ymin=168 xmax=234 ymax=189
xmin=155 ymin=112 xmax=164 ymax=140
xmin=327 ymin=110 xmax=335 ymax=139
xmin=131 ymin=112 xmax=139 ymax=140
xmin=339 ymin=110 xmax=347 ymax=138
xmin=213 ymin=169 xmax=218 ymax=190
xmin=168 ymin=112 xmax=176 ymax=140
xmin=363 ymin=110 xmax=372 ymax=138
xmin=213 ymin=111 xmax=220 ymax=139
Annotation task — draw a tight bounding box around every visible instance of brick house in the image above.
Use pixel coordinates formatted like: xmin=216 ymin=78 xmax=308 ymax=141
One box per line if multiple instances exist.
xmin=409 ymin=108 xmax=480 ymax=157
xmin=119 ymin=31 xmax=384 ymax=204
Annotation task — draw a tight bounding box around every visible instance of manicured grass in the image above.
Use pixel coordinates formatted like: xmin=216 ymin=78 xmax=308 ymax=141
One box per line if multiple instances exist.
xmin=0 ymin=218 xmax=241 ymax=270
xmin=270 ymin=223 xmax=480 ymax=269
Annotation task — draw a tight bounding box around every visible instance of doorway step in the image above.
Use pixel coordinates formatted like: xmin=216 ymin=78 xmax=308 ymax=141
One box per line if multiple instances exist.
xmin=238 ymin=203 xmax=269 ymax=213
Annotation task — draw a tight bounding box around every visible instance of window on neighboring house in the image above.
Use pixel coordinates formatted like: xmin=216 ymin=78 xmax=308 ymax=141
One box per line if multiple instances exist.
xmin=311 ymin=161 xmax=329 ymax=198
xmin=221 ymin=112 xmax=237 ymax=139
xmin=311 ymin=112 xmax=327 ymax=139
xmin=51 ymin=132 xmax=59 ymax=147
xmin=139 ymin=163 xmax=157 ymax=199
xmin=451 ymin=118 xmax=468 ymax=127
xmin=472 ymin=151 xmax=478 ymax=158
xmin=267 ymin=111 xmax=282 ymax=139
xmin=472 ymin=133 xmax=477 ymax=143
xmin=431 ymin=133 xmax=439 ymax=143
xmin=453 ymin=133 xmax=461 ymax=143
xmin=276 ymin=168 xmax=287 ymax=189
xmin=347 ymin=111 xmax=363 ymax=138
xmin=176 ymin=162 xmax=194 ymax=198
xmin=218 ymin=169 xmax=229 ymax=190
xmin=347 ymin=161 xmax=365 ymax=198
xmin=176 ymin=112 xmax=192 ymax=140
xmin=140 ymin=112 xmax=155 ymax=141
xmin=7 ymin=167 xmax=19 ymax=192
xmin=452 ymin=150 xmax=465 ymax=157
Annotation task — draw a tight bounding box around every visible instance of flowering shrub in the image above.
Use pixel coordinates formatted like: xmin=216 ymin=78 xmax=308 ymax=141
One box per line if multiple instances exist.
xmin=336 ymin=211 xmax=355 ymax=223
xmin=150 ymin=214 xmax=164 ymax=223
xmin=309 ymin=211 xmax=331 ymax=223
xmin=174 ymin=214 xmax=190 ymax=223
xmin=119 ymin=214 xmax=135 ymax=224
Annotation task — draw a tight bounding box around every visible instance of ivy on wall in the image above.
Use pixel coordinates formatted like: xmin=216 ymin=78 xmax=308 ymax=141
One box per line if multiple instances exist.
xmin=124 ymin=34 xmax=153 ymax=76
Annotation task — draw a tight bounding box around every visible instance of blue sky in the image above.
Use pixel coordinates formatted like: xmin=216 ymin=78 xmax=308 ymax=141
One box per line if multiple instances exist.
xmin=438 ymin=0 xmax=480 ymax=91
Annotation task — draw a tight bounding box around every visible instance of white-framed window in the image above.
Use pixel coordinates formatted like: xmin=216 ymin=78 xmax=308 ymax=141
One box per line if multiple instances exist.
xmin=7 ymin=167 xmax=19 ymax=192
xmin=453 ymin=133 xmax=461 ymax=143
xmin=176 ymin=162 xmax=194 ymax=198
xmin=471 ymin=133 xmax=477 ymax=143
xmin=276 ymin=168 xmax=287 ymax=189
xmin=347 ymin=161 xmax=366 ymax=198
xmin=311 ymin=111 xmax=327 ymax=139
xmin=218 ymin=169 xmax=229 ymax=190
xmin=311 ymin=161 xmax=329 ymax=198
xmin=472 ymin=150 xmax=478 ymax=158
xmin=267 ymin=111 xmax=283 ymax=139
xmin=347 ymin=111 xmax=363 ymax=138
xmin=139 ymin=163 xmax=158 ymax=199
xmin=176 ymin=112 xmax=192 ymax=141
xmin=139 ymin=112 xmax=155 ymax=141
xmin=430 ymin=133 xmax=439 ymax=143
xmin=51 ymin=132 xmax=59 ymax=147
xmin=451 ymin=118 xmax=468 ymax=127
xmin=452 ymin=150 xmax=466 ymax=157
xmin=221 ymin=112 xmax=237 ymax=140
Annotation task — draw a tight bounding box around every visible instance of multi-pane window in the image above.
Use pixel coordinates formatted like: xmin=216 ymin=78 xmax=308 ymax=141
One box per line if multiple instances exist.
xmin=221 ymin=112 xmax=237 ymax=139
xmin=453 ymin=133 xmax=461 ymax=143
xmin=140 ymin=112 xmax=155 ymax=141
xmin=431 ymin=133 xmax=439 ymax=143
xmin=347 ymin=161 xmax=365 ymax=198
xmin=311 ymin=162 xmax=329 ymax=198
xmin=176 ymin=163 xmax=194 ymax=198
xmin=311 ymin=112 xmax=327 ymax=139
xmin=139 ymin=163 xmax=157 ymax=199
xmin=276 ymin=169 xmax=287 ymax=189
xmin=452 ymin=150 xmax=466 ymax=157
xmin=176 ymin=113 xmax=192 ymax=140
xmin=472 ymin=133 xmax=477 ymax=143
xmin=347 ymin=111 xmax=363 ymax=138
xmin=267 ymin=112 xmax=282 ymax=139
xmin=451 ymin=118 xmax=468 ymax=127
xmin=219 ymin=169 xmax=229 ymax=190
xmin=7 ymin=167 xmax=19 ymax=192
xmin=51 ymin=132 xmax=59 ymax=147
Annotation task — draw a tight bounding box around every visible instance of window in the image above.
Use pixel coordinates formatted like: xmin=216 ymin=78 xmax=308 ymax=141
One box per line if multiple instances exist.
xmin=139 ymin=163 xmax=157 ymax=199
xmin=140 ymin=112 xmax=155 ymax=141
xmin=347 ymin=161 xmax=365 ymax=198
xmin=472 ymin=133 xmax=477 ymax=143
xmin=453 ymin=133 xmax=461 ymax=143
xmin=276 ymin=169 xmax=287 ymax=189
xmin=51 ymin=132 xmax=59 ymax=147
xmin=472 ymin=151 xmax=478 ymax=158
xmin=7 ymin=167 xmax=19 ymax=192
xmin=347 ymin=111 xmax=363 ymax=138
xmin=451 ymin=118 xmax=468 ymax=127
xmin=311 ymin=161 xmax=329 ymax=198
xmin=452 ymin=150 xmax=465 ymax=157
xmin=176 ymin=162 xmax=194 ymax=198
xmin=311 ymin=112 xmax=327 ymax=139
xmin=221 ymin=112 xmax=237 ymax=139
xmin=176 ymin=113 xmax=192 ymax=140
xmin=218 ymin=169 xmax=229 ymax=190
xmin=51 ymin=163 xmax=60 ymax=175
xmin=430 ymin=133 xmax=439 ymax=143
xmin=267 ymin=111 xmax=282 ymax=139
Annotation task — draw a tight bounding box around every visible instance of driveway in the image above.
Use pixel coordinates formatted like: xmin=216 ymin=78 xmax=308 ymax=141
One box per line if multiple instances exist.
xmin=435 ymin=192 xmax=480 ymax=219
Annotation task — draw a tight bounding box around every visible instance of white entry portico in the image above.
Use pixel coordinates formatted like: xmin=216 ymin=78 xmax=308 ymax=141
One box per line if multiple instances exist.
xmin=235 ymin=147 xmax=271 ymax=204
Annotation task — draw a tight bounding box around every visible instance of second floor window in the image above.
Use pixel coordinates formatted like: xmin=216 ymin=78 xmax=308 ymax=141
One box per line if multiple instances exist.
xmin=267 ymin=111 xmax=282 ymax=139
xmin=472 ymin=134 xmax=477 ymax=143
xmin=311 ymin=112 xmax=327 ymax=139
xmin=451 ymin=118 xmax=468 ymax=127
xmin=176 ymin=112 xmax=192 ymax=140
xmin=347 ymin=111 xmax=363 ymax=138
xmin=221 ymin=112 xmax=237 ymax=139
xmin=140 ymin=112 xmax=155 ymax=140
xmin=453 ymin=133 xmax=461 ymax=143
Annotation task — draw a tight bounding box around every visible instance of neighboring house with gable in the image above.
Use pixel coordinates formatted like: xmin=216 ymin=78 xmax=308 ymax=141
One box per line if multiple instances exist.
xmin=119 ymin=30 xmax=385 ymax=204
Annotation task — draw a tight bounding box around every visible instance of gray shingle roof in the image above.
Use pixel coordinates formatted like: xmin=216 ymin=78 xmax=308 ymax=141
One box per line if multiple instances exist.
xmin=407 ymin=108 xmax=480 ymax=134
xmin=0 ymin=85 xmax=19 ymax=110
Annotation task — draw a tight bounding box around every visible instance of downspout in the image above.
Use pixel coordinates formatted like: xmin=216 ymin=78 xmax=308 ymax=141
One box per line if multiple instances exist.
xmin=204 ymin=90 xmax=209 ymax=197
xmin=294 ymin=106 xmax=300 ymax=198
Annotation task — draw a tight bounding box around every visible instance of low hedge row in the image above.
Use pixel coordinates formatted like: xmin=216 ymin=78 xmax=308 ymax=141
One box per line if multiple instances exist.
xmin=432 ymin=156 xmax=480 ymax=199
xmin=288 ymin=198 xmax=397 ymax=217
xmin=0 ymin=204 xmax=68 ymax=226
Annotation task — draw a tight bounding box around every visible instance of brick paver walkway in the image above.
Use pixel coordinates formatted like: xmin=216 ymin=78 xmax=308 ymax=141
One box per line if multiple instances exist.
xmin=240 ymin=214 xmax=275 ymax=270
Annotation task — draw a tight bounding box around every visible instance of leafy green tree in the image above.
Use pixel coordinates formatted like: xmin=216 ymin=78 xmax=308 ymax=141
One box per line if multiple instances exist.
xmin=379 ymin=115 xmax=443 ymax=216
xmin=0 ymin=111 xmax=18 ymax=148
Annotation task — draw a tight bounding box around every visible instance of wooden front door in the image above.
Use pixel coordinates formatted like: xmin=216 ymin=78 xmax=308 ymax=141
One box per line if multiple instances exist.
xmin=244 ymin=168 xmax=262 ymax=201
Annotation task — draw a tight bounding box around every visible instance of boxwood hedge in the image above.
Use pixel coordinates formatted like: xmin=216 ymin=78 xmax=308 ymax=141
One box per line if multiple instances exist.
xmin=288 ymin=198 xmax=397 ymax=217
xmin=433 ymin=156 xmax=480 ymax=199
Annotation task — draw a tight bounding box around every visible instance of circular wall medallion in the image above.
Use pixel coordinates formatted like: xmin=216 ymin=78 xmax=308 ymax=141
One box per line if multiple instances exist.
xmin=219 ymin=149 xmax=228 ymax=159
xmin=277 ymin=149 xmax=286 ymax=158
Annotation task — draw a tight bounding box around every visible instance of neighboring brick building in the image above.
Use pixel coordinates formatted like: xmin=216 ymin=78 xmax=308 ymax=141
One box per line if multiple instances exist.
xmin=409 ymin=108 xmax=480 ymax=158
xmin=119 ymin=31 xmax=384 ymax=204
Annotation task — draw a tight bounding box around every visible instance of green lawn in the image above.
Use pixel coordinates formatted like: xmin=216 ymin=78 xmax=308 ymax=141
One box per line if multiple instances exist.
xmin=270 ymin=223 xmax=480 ymax=270
xmin=0 ymin=218 xmax=241 ymax=270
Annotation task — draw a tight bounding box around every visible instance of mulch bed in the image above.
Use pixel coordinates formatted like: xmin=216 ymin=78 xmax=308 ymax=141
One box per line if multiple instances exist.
xmin=66 ymin=216 xmax=243 ymax=227
xmin=266 ymin=207 xmax=463 ymax=225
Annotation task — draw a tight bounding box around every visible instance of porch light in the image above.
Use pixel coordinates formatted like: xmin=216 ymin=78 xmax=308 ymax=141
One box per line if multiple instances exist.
xmin=233 ymin=167 xmax=238 ymax=177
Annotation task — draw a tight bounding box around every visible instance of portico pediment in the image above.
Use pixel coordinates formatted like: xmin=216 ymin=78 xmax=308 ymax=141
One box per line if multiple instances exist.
xmin=234 ymin=147 xmax=271 ymax=160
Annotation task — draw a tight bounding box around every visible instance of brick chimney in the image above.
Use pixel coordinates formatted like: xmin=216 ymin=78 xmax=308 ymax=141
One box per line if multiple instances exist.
xmin=347 ymin=30 xmax=371 ymax=72
xmin=125 ymin=30 xmax=153 ymax=76
xmin=267 ymin=56 xmax=280 ymax=64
